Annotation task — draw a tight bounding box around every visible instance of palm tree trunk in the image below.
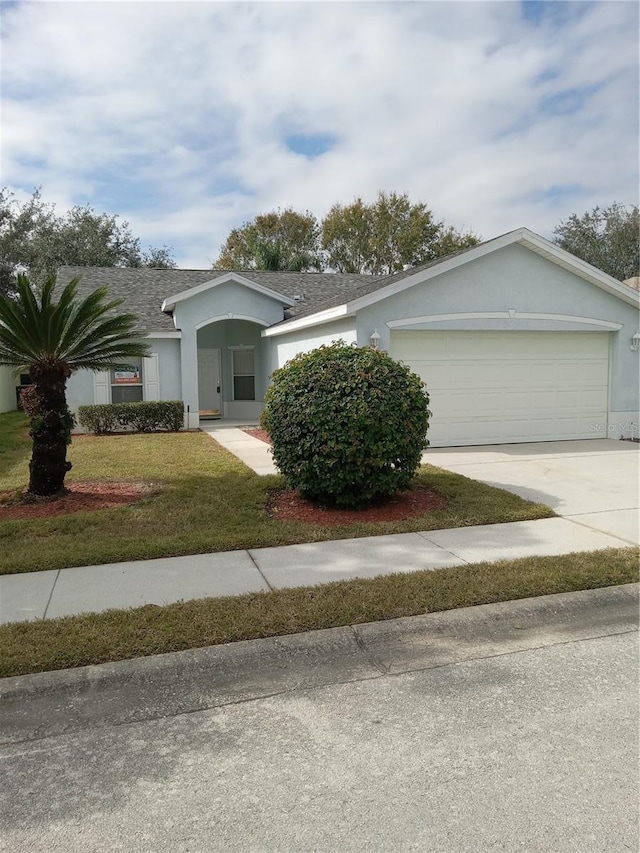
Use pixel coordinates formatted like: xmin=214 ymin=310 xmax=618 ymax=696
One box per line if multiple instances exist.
xmin=25 ymin=365 xmax=74 ymax=497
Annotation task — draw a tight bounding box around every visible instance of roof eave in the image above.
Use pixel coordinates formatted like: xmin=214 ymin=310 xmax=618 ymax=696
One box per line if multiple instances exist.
xmin=516 ymin=230 xmax=640 ymax=306
xmin=261 ymin=304 xmax=351 ymax=337
xmin=344 ymin=228 xmax=639 ymax=312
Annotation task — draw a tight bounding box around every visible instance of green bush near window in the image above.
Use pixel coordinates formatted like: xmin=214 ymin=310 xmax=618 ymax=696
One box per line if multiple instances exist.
xmin=78 ymin=401 xmax=184 ymax=434
xmin=77 ymin=404 xmax=120 ymax=434
xmin=261 ymin=341 xmax=431 ymax=508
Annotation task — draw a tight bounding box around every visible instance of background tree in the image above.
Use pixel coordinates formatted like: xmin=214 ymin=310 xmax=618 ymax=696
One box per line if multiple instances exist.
xmin=321 ymin=191 xmax=479 ymax=274
xmin=0 ymin=273 xmax=150 ymax=497
xmin=0 ymin=188 xmax=55 ymax=297
xmin=0 ymin=188 xmax=176 ymax=297
xmin=318 ymin=197 xmax=372 ymax=274
xmin=433 ymin=225 xmax=481 ymax=258
xmin=552 ymin=202 xmax=639 ymax=281
xmin=141 ymin=245 xmax=177 ymax=269
xmin=215 ymin=208 xmax=323 ymax=271
xmin=249 ymin=236 xmax=318 ymax=272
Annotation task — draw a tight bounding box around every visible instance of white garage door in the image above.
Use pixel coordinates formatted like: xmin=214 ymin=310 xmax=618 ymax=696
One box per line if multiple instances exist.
xmin=391 ymin=331 xmax=609 ymax=447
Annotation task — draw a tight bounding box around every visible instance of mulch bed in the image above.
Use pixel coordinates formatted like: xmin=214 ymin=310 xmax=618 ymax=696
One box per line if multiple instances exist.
xmin=267 ymin=486 xmax=446 ymax=525
xmin=0 ymin=481 xmax=157 ymax=520
xmin=243 ymin=427 xmax=271 ymax=444
xmin=244 ymin=427 xmax=447 ymax=524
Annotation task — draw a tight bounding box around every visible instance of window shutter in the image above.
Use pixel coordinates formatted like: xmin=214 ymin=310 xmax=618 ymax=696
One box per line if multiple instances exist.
xmin=143 ymin=354 xmax=160 ymax=401
xmin=94 ymin=371 xmax=110 ymax=404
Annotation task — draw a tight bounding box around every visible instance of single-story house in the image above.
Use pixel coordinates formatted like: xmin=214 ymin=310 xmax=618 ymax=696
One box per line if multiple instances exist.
xmin=2 ymin=227 xmax=639 ymax=447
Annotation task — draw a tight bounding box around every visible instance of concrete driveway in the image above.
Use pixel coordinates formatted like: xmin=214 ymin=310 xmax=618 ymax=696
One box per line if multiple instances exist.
xmin=424 ymin=439 xmax=639 ymax=545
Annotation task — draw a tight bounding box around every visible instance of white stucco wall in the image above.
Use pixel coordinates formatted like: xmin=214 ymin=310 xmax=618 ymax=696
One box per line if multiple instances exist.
xmin=66 ymin=369 xmax=95 ymax=413
xmin=66 ymin=337 xmax=182 ymax=421
xmin=149 ymin=338 xmax=182 ymax=401
xmin=0 ymin=366 xmax=17 ymax=413
xmin=265 ymin=319 xmax=358 ymax=376
xmin=355 ymin=244 xmax=640 ymax=423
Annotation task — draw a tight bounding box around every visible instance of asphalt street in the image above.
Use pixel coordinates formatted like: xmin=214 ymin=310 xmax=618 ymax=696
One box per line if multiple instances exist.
xmin=1 ymin=587 xmax=638 ymax=853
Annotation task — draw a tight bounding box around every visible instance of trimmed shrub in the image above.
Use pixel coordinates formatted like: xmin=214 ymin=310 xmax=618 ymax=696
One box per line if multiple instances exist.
xmin=118 ymin=401 xmax=184 ymax=433
xmin=77 ymin=401 xmax=184 ymax=434
xmin=76 ymin=404 xmax=119 ymax=435
xmin=261 ymin=342 xmax=430 ymax=508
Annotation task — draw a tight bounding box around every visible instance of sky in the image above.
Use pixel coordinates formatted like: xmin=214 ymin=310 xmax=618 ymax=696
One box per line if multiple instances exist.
xmin=1 ymin=0 xmax=638 ymax=269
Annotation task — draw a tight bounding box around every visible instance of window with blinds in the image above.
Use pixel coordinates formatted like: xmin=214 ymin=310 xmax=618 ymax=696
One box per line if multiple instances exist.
xmin=232 ymin=349 xmax=255 ymax=401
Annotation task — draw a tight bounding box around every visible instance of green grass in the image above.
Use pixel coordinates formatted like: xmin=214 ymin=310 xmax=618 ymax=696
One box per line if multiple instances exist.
xmin=0 ymin=410 xmax=32 ymax=479
xmin=0 ymin=413 xmax=555 ymax=575
xmin=1 ymin=548 xmax=636 ymax=678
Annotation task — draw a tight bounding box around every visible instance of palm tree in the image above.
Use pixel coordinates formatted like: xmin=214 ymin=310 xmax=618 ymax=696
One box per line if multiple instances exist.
xmin=252 ymin=237 xmax=322 ymax=272
xmin=0 ymin=272 xmax=150 ymax=497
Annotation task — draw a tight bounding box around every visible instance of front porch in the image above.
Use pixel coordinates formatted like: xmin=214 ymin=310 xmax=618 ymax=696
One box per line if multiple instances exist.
xmin=165 ymin=270 xmax=294 ymax=429
xmin=185 ymin=318 xmax=271 ymax=427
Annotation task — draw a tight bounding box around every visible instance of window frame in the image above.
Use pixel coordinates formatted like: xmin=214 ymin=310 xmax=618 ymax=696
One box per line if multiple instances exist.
xmin=229 ymin=346 xmax=256 ymax=402
xmin=110 ymin=363 xmax=144 ymax=404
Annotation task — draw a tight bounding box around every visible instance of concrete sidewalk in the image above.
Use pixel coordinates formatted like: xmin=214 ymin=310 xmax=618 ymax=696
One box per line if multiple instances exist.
xmin=1 ymin=515 xmax=632 ymax=625
xmin=201 ymin=423 xmax=277 ymax=475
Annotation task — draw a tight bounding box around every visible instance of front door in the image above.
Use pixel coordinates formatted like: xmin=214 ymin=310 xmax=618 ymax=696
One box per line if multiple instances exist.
xmin=197 ymin=348 xmax=221 ymax=417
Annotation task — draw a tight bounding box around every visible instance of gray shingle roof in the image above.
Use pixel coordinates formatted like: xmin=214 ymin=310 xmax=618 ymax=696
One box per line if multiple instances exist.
xmin=250 ymin=271 xmax=388 ymax=320
xmin=57 ymin=235 xmax=504 ymax=332
xmin=55 ymin=231 xmax=635 ymax=333
xmin=57 ymin=267 xmax=214 ymax=332
xmin=57 ymin=266 xmax=389 ymax=331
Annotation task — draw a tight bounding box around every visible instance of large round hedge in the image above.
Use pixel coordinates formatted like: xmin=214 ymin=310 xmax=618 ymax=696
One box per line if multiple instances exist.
xmin=260 ymin=341 xmax=430 ymax=508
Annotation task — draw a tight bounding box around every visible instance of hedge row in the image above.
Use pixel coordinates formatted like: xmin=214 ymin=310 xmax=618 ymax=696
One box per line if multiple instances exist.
xmin=77 ymin=401 xmax=184 ymax=434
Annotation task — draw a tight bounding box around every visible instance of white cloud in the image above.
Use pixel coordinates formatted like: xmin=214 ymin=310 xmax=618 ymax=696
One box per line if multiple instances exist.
xmin=1 ymin=0 xmax=637 ymax=267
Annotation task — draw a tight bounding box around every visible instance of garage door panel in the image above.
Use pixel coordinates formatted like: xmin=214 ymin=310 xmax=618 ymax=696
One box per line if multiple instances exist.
xmin=524 ymin=390 xmax=557 ymax=408
xmin=412 ymin=360 xmax=608 ymax=391
xmin=581 ymin=389 xmax=608 ymax=408
xmin=555 ymin=360 xmax=608 ymax=383
xmin=428 ymin=386 xmax=606 ymax=415
xmin=391 ymin=331 xmax=609 ymax=447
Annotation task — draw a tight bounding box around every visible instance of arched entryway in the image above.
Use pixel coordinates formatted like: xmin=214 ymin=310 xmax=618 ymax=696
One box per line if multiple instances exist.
xmin=196 ymin=317 xmax=267 ymax=421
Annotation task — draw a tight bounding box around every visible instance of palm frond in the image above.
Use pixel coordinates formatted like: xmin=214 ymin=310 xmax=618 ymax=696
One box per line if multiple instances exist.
xmin=0 ymin=271 xmax=150 ymax=373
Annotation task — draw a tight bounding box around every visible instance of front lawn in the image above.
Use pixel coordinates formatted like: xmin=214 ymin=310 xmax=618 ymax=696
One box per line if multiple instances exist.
xmin=1 ymin=548 xmax=636 ymax=677
xmin=0 ymin=413 xmax=555 ymax=575
xmin=0 ymin=410 xmax=32 ymax=476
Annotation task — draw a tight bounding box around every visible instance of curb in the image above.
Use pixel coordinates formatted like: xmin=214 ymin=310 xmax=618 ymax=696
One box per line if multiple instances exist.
xmin=1 ymin=583 xmax=638 ymax=745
